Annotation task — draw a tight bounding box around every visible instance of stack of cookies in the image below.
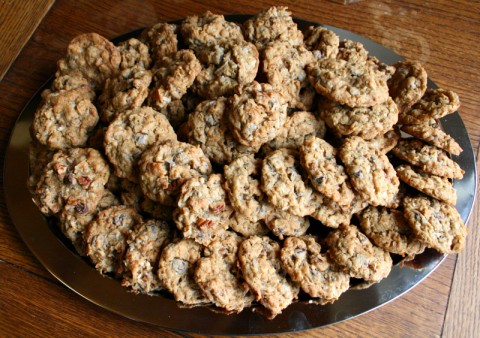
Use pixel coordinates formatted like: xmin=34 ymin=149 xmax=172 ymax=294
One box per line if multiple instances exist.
xmin=28 ymin=6 xmax=467 ymax=319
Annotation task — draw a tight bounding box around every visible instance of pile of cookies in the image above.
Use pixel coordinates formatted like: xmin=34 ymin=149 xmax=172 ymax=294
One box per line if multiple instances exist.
xmin=28 ymin=6 xmax=467 ymax=318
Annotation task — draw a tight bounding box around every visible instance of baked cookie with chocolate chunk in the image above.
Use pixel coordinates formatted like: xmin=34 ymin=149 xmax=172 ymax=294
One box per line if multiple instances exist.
xmin=403 ymin=195 xmax=466 ymax=254
xmin=304 ymin=25 xmax=339 ymax=59
xmin=392 ymin=138 xmax=464 ymax=179
xmin=117 ymin=38 xmax=152 ymax=70
xmin=401 ymin=123 xmax=462 ymax=155
xmin=139 ymin=23 xmax=178 ymax=62
xmin=396 ymin=164 xmax=457 ymax=205
xmin=339 ymin=136 xmax=399 ymax=207
xmin=358 ymin=206 xmax=426 ymax=257
xmin=281 ymin=236 xmax=350 ymax=302
xmin=263 ymin=208 xmax=310 ymax=239
xmin=238 ymin=236 xmax=299 ymax=318
xmin=310 ymin=193 xmax=369 ymax=228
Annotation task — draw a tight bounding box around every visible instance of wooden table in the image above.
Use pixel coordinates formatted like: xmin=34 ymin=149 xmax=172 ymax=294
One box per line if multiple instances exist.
xmin=0 ymin=0 xmax=478 ymax=336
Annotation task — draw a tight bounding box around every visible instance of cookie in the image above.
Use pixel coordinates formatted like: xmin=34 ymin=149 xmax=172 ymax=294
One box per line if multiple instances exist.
xmin=157 ymin=99 xmax=187 ymax=129
xmin=261 ymin=149 xmax=317 ymax=217
xmin=358 ymin=206 xmax=426 ymax=257
xmin=228 ymin=81 xmax=288 ymax=149
xmin=148 ymin=50 xmax=201 ymax=110
xmin=368 ymin=128 xmax=401 ymax=154
xmin=401 ymin=123 xmax=462 ymax=155
xmin=194 ymin=231 xmax=254 ymax=313
xmin=391 ymin=138 xmax=464 ymax=179
xmin=238 ymin=236 xmax=299 ymax=318
xmin=157 ymin=238 xmax=210 ymax=305
xmin=336 ymin=39 xmax=369 ymax=62
xmin=187 ymin=97 xmax=255 ymax=165
xmin=244 ymin=6 xmax=303 ymax=52
xmin=174 ymin=174 xmax=233 ymax=245
xmin=310 ymin=193 xmax=369 ymax=228
xmin=396 ymin=164 xmax=457 ymax=205
xmin=261 ymin=111 xmax=326 ymax=154
xmin=32 ymin=87 xmax=99 ymax=150
xmin=263 ymin=208 xmax=310 ymax=239
xmin=139 ymin=23 xmax=178 ymax=61
xmin=399 ymin=88 xmax=461 ymax=125
xmin=84 ymin=205 xmax=143 ymax=276
xmin=122 ymin=219 xmax=171 ymax=293
xmin=263 ymin=41 xmax=315 ymax=110
xmin=326 ymin=224 xmax=393 ymax=282
xmin=403 ymin=195 xmax=466 ymax=253
xmin=138 ymin=140 xmax=212 ymax=205
xmin=319 ymin=97 xmax=398 ymax=140
xmin=56 ymin=33 xmax=121 ymax=91
xmin=281 ymin=236 xmax=350 ymax=301
xmin=339 ymin=136 xmax=399 ymax=207
xmin=307 ymin=57 xmax=389 ymax=108
xmin=27 ymin=140 xmax=55 ymax=196
xmin=117 ymin=38 xmax=152 ymax=70
xmin=98 ymin=66 xmax=152 ymax=123
xmin=50 ymin=74 xmax=95 ymax=96
xmin=300 ymin=136 xmax=355 ymax=207
xmin=387 ymin=60 xmax=427 ymax=114
xmin=304 ymin=25 xmax=339 ymax=59
xmin=32 ymin=148 xmax=110 ymax=216
xmin=227 ymin=212 xmax=270 ymax=237
xmin=104 ymin=106 xmax=177 ymax=181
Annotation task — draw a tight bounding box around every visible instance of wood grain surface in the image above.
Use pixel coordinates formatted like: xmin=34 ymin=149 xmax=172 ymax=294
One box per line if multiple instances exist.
xmin=0 ymin=0 xmax=478 ymax=337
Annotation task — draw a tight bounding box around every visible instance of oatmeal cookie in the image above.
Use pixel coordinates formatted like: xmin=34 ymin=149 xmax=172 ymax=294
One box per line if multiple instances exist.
xmin=156 ymin=99 xmax=187 ymax=129
xmin=304 ymin=25 xmax=339 ymax=59
xmin=117 ymin=38 xmax=152 ymax=70
xmin=263 ymin=208 xmax=310 ymax=239
xmin=228 ymin=81 xmax=288 ymax=149
xmin=193 ymin=41 xmax=259 ymax=99
xmin=104 ymin=106 xmax=176 ymax=181
xmin=261 ymin=111 xmax=326 ymax=154
xmin=300 ymin=136 xmax=354 ymax=207
xmin=244 ymin=6 xmax=303 ymax=51
xmin=261 ymin=149 xmax=317 ymax=216
xmin=319 ymin=97 xmax=398 ymax=140
xmin=139 ymin=23 xmax=178 ymax=61
xmin=32 ymin=87 xmax=99 ymax=150
xmin=310 ymin=193 xmax=369 ymax=228
xmin=56 ymin=33 xmax=121 ymax=91
xmin=339 ymin=136 xmax=399 ymax=207
xmin=358 ymin=206 xmax=426 ymax=257
xmin=27 ymin=140 xmax=55 ymax=195
xmin=336 ymin=39 xmax=369 ymax=62
xmin=326 ymin=225 xmax=393 ymax=282
xmin=281 ymin=236 xmax=350 ymax=301
xmin=227 ymin=213 xmax=270 ymax=237
xmin=187 ymin=98 xmax=256 ymax=165
xmin=50 ymin=74 xmax=95 ymax=96
xmin=401 ymin=123 xmax=462 ymax=155
xmin=238 ymin=236 xmax=299 ymax=318
xmin=391 ymin=138 xmax=464 ymax=179
xmin=388 ymin=60 xmax=427 ymax=114
xmin=157 ymin=238 xmax=210 ymax=305
xmin=396 ymin=164 xmax=457 ymax=205
xmin=263 ymin=41 xmax=315 ymax=110
xmin=194 ymin=231 xmax=254 ymax=313
xmin=98 ymin=66 xmax=152 ymax=123
xmin=148 ymin=50 xmax=201 ymax=110
xmin=403 ymin=196 xmax=466 ymax=253
xmin=138 ymin=140 xmax=212 ymax=205
xmin=368 ymin=128 xmax=401 ymax=154
xmin=307 ymin=58 xmax=389 ymax=108
xmin=399 ymin=88 xmax=461 ymax=125
xmin=84 ymin=205 xmax=143 ymax=275
xmin=33 ymin=148 xmax=110 ymax=216
xmin=122 ymin=219 xmax=171 ymax=293
xmin=174 ymin=174 xmax=233 ymax=245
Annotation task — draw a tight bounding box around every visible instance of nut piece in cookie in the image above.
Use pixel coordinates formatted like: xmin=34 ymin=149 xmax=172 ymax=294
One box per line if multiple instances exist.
xmin=238 ymin=236 xmax=299 ymax=318
xmin=339 ymin=136 xmax=399 ymax=207
xmin=194 ymin=231 xmax=254 ymax=313
xmin=392 ymin=138 xmax=464 ymax=179
xmin=228 ymin=81 xmax=288 ymax=149
xmin=33 ymin=87 xmax=99 ymax=150
xmin=396 ymin=164 xmax=457 ymax=206
xmin=304 ymin=25 xmax=339 ymax=59
xmin=174 ymin=174 xmax=233 ymax=245
xmin=358 ymin=206 xmax=426 ymax=257
xmin=104 ymin=106 xmax=177 ymax=181
xmin=403 ymin=195 xmax=466 ymax=254
xmin=388 ymin=60 xmax=427 ymax=114
xmin=326 ymin=224 xmax=393 ymax=282
xmin=157 ymin=238 xmax=210 ymax=306
xmin=300 ymin=136 xmax=355 ymax=208
xmin=401 ymin=123 xmax=463 ymax=156
xmin=138 ymin=140 xmax=212 ymax=206
xmin=56 ymin=33 xmax=121 ymax=91
xmin=281 ymin=236 xmax=350 ymax=302
xmin=122 ymin=219 xmax=171 ymax=293
xmin=84 ymin=205 xmax=143 ymax=276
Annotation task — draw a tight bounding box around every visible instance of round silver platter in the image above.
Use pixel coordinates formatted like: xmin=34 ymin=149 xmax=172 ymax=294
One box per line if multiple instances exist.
xmin=4 ymin=15 xmax=477 ymax=335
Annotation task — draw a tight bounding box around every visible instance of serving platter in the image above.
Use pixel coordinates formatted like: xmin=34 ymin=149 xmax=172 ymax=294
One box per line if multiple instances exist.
xmin=4 ymin=15 xmax=477 ymax=335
